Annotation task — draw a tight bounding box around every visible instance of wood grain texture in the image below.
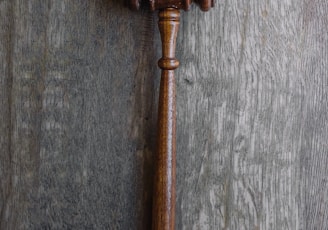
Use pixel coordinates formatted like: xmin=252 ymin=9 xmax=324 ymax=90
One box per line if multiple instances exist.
xmin=0 ymin=0 xmax=327 ymax=229
xmin=0 ymin=0 xmax=157 ymax=229
xmin=176 ymin=1 xmax=328 ymax=229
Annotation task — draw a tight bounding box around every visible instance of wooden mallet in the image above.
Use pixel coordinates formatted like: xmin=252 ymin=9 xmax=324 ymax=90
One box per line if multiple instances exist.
xmin=126 ymin=0 xmax=214 ymax=229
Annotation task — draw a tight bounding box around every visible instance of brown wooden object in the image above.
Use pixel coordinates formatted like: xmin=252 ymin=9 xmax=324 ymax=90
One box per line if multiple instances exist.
xmin=126 ymin=0 xmax=213 ymax=229
xmin=152 ymin=8 xmax=179 ymax=230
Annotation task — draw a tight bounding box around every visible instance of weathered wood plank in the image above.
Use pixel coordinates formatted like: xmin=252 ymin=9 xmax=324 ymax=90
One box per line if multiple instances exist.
xmin=1 ymin=0 xmax=157 ymax=229
xmin=300 ymin=2 xmax=328 ymax=229
xmin=0 ymin=1 xmax=14 ymax=229
xmin=176 ymin=0 xmax=328 ymax=230
xmin=0 ymin=0 xmax=327 ymax=229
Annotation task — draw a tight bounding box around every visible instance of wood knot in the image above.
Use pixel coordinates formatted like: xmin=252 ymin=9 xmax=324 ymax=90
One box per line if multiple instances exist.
xmin=158 ymin=58 xmax=179 ymax=70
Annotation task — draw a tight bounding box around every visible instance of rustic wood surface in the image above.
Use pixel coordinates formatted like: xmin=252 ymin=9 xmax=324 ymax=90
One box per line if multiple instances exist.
xmin=0 ymin=0 xmax=327 ymax=229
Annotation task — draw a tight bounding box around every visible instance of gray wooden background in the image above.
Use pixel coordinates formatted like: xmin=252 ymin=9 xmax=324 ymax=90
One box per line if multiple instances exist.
xmin=1 ymin=0 xmax=327 ymax=229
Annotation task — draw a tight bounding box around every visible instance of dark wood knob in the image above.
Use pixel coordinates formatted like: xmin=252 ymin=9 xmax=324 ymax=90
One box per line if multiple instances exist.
xmin=126 ymin=0 xmax=214 ymax=11
xmin=125 ymin=0 xmax=140 ymax=10
xmin=194 ymin=0 xmax=214 ymax=11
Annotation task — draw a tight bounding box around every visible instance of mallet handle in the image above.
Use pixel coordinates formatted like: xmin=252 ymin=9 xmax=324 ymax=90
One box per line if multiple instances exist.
xmin=152 ymin=8 xmax=180 ymax=230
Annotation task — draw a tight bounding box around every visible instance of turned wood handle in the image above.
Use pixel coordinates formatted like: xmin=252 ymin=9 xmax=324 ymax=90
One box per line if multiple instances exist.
xmin=125 ymin=1 xmax=213 ymax=229
xmin=152 ymin=8 xmax=179 ymax=230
